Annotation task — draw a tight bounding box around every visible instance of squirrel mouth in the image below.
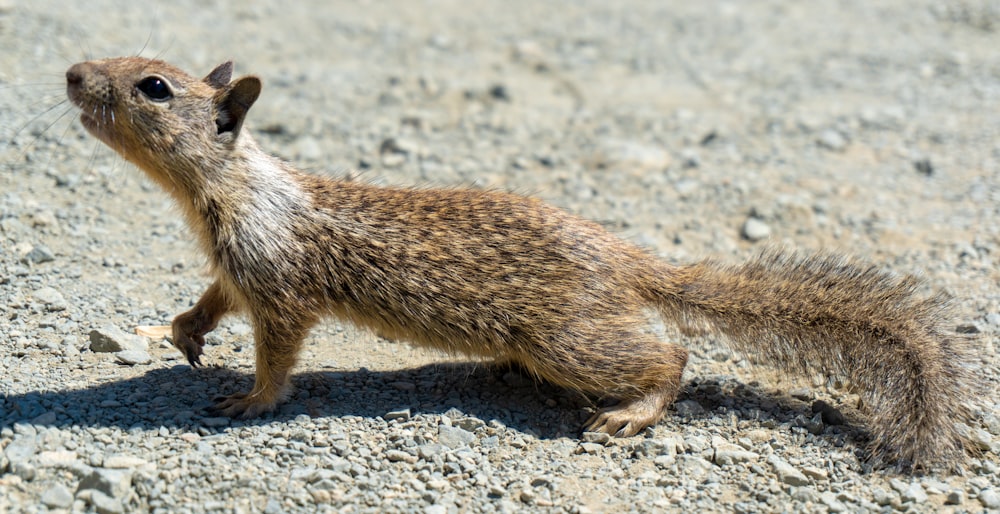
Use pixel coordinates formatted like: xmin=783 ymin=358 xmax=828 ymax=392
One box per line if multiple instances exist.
xmin=76 ymin=110 xmax=101 ymax=135
xmin=75 ymin=108 xmax=116 ymax=147
xmin=67 ymin=89 xmax=108 ymax=138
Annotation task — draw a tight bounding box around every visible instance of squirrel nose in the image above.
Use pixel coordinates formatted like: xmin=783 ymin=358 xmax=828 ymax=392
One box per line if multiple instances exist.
xmin=66 ymin=63 xmax=89 ymax=85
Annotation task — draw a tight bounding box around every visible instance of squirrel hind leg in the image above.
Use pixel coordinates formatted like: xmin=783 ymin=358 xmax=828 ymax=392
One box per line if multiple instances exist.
xmin=557 ymin=333 xmax=689 ymax=437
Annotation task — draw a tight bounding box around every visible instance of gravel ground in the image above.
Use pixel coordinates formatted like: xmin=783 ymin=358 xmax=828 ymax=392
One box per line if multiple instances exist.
xmin=2 ymin=0 xmax=1000 ymax=512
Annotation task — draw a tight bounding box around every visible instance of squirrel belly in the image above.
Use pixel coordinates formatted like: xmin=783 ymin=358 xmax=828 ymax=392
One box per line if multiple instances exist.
xmin=66 ymin=56 xmax=976 ymax=470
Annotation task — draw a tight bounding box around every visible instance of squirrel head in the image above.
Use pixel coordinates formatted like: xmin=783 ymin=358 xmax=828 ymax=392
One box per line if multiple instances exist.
xmin=66 ymin=57 xmax=261 ymax=191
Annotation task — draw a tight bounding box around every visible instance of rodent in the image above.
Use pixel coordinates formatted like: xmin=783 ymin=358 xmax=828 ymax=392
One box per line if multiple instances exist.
xmin=65 ymin=56 xmax=976 ymax=470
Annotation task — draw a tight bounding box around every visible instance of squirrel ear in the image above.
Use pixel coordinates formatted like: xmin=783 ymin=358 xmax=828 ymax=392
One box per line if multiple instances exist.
xmin=203 ymin=61 xmax=234 ymax=89
xmin=214 ymin=76 xmax=261 ymax=137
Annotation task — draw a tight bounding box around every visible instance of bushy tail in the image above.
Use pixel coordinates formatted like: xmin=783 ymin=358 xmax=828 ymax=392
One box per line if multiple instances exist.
xmin=654 ymin=248 xmax=976 ymax=470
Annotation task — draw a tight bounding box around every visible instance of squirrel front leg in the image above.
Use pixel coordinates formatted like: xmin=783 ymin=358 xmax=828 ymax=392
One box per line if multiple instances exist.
xmin=172 ymin=280 xmax=232 ymax=367
xmin=211 ymin=308 xmax=318 ymax=419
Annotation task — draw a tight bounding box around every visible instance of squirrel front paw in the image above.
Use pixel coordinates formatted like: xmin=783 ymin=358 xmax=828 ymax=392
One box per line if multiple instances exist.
xmin=171 ymin=310 xmax=210 ymax=367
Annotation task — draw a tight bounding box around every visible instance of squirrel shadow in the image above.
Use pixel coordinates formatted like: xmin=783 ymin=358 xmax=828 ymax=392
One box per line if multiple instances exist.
xmin=1 ymin=361 xmax=862 ymax=450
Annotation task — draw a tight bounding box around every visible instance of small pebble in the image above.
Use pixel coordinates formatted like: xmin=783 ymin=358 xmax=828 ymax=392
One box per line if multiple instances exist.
xmin=581 ymin=431 xmax=611 ymax=444
xmin=115 ymin=350 xmax=152 ymax=365
xmin=817 ymin=129 xmax=848 ymax=151
xmin=741 ymin=217 xmax=771 ymax=241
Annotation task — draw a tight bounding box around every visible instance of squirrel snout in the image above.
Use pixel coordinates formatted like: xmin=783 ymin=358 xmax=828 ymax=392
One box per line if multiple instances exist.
xmin=65 ymin=69 xmax=82 ymax=85
xmin=66 ymin=62 xmax=105 ymax=107
xmin=66 ymin=64 xmax=87 ymax=86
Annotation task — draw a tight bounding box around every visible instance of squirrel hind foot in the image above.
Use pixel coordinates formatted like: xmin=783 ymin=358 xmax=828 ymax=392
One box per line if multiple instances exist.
xmin=583 ymin=389 xmax=676 ymax=437
xmin=209 ymin=390 xmax=282 ymax=420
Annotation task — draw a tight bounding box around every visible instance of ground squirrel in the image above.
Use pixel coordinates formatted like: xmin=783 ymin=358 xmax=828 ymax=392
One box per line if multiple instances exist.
xmin=66 ymin=56 xmax=975 ymax=470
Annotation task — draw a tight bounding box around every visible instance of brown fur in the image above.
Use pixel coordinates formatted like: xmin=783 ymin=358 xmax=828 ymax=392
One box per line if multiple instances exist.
xmin=66 ymin=57 xmax=975 ymax=470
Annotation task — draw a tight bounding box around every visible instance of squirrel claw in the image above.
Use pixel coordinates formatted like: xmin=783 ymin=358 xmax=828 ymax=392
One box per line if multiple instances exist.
xmin=584 ymin=411 xmax=639 ymax=438
xmin=583 ymin=392 xmax=671 ymax=438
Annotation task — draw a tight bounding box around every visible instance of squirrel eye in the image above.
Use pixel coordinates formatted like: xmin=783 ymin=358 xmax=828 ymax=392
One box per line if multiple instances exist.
xmin=136 ymin=76 xmax=172 ymax=101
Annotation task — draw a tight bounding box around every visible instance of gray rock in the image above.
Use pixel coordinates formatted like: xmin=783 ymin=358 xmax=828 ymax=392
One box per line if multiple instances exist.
xmin=264 ymin=497 xmax=285 ymax=514
xmin=819 ymin=491 xmax=847 ymax=512
xmin=114 ymin=350 xmax=151 ymax=365
xmin=36 ymin=450 xmax=77 ymax=467
xmin=40 ymin=484 xmax=74 ymax=509
xmin=384 ymin=408 xmax=411 ymax=422
xmin=767 ymin=455 xmax=809 ymax=486
xmin=811 ymin=400 xmax=847 ymax=426
xmin=789 ymin=388 xmax=812 ymax=401
xmin=979 ymin=489 xmax=1000 ymax=509
xmin=789 ymin=486 xmax=815 ymax=503
xmin=684 ymin=434 xmax=710 ymax=453
xmin=871 ymin=486 xmax=893 ymax=505
xmin=634 ymin=437 xmax=678 ymax=459
xmin=22 ymin=244 xmax=55 ymax=264
xmin=438 ymin=424 xmax=476 ymax=449
xmin=89 ymin=325 xmax=148 ymax=353
xmin=102 ymin=455 xmax=148 ymax=469
xmin=4 ymin=436 xmax=38 ymax=480
xmin=714 ymin=449 xmax=759 ymax=466
xmin=677 ymin=455 xmax=712 ymax=479
xmin=89 ymin=490 xmax=124 ymax=514
xmin=12 ymin=422 xmax=36 ymax=436
xmin=4 ymin=436 xmax=38 ymax=461
xmin=9 ymin=460 xmax=36 ymax=481
xmin=803 ymin=412 xmax=825 ymax=435
xmin=200 ymin=416 xmax=231 ymax=428
xmin=386 ymin=449 xmax=417 ymax=463
xmin=903 ymin=482 xmax=928 ymax=503
xmin=32 ymin=286 xmax=67 ymax=311
xmin=31 ymin=411 xmax=57 ymax=425
xmin=653 ymin=454 xmax=676 ymax=468
xmin=77 ymin=467 xmax=133 ymax=499
xmin=800 ymin=466 xmax=828 ymax=480
xmin=453 ymin=416 xmax=486 ymax=432
xmin=417 ymin=443 xmax=447 ymax=460
xmin=969 ymin=427 xmax=994 ymax=451
xmin=674 ymin=399 xmax=705 ymax=417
